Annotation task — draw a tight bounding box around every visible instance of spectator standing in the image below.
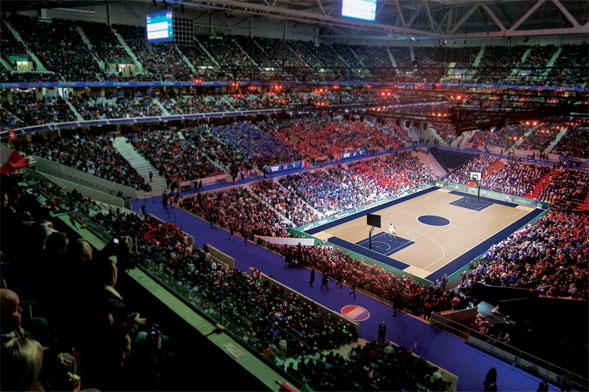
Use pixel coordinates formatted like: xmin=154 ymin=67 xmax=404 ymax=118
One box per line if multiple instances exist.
xmin=320 ymin=273 xmax=329 ymax=291
xmin=378 ymin=321 xmax=386 ymax=343
xmin=537 ymin=379 xmax=549 ymax=392
xmin=484 ymin=367 xmax=498 ymax=392
xmin=424 ymin=301 xmax=432 ymax=321
xmin=162 ymin=191 xmax=168 ymax=211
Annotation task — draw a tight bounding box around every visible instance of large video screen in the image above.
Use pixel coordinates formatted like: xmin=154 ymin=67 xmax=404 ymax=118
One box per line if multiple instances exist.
xmin=146 ymin=10 xmax=173 ymax=43
xmin=341 ymin=0 xmax=377 ymax=21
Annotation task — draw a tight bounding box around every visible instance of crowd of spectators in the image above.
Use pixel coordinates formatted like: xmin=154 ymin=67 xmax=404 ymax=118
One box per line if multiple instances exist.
xmin=468 ymin=130 xmax=491 ymax=150
xmin=352 ymin=45 xmax=393 ymax=79
xmin=547 ymin=44 xmax=589 ymax=87
xmin=538 ymin=168 xmax=588 ymax=211
xmin=127 ymin=123 xmax=296 ymax=184
xmin=1 ymin=91 xmax=75 ymax=128
xmin=80 ymin=21 xmax=129 ymax=61
xmin=95 ymin=209 xmax=358 ymax=363
xmin=208 ymin=121 xmax=300 ymax=171
xmin=332 ymin=43 xmax=363 ymax=69
xmin=180 ymin=187 xmax=289 ymax=238
xmin=479 ymin=161 xmax=550 ymax=197
xmin=483 ymin=127 xmax=518 ymax=151
xmin=71 ymin=93 xmax=162 ymax=120
xmin=444 ymin=153 xmax=498 ymax=184
xmin=2 ymin=14 xmax=587 ymax=86
xmin=174 ymin=152 xmax=433 ymax=235
xmin=460 ymin=211 xmax=588 ymax=298
xmin=441 ymin=153 xmax=587 ymax=200
xmin=114 ymin=24 xmax=193 ymax=81
xmin=0 ymin=71 xmax=59 ymax=82
xmin=123 ymin=116 xmax=410 ymax=186
xmin=518 ymin=125 xmax=559 ymax=152
xmin=16 ymin=133 xmax=151 ymax=191
xmin=413 ymin=47 xmax=447 ymax=82
xmin=159 ymin=93 xmax=233 ymax=114
xmin=1 ymin=170 xmax=363 ymax=390
xmin=2 ymin=88 xmax=389 ymax=130
xmin=253 ymin=38 xmax=311 ymax=79
xmin=279 ymin=167 xmax=379 ymax=217
xmin=553 ymin=125 xmax=589 ymax=158
xmin=199 ymin=36 xmax=256 ymax=75
xmin=268 ymin=117 xmax=400 ymax=160
xmin=286 ymin=341 xmax=450 ymax=391
xmin=511 ymin=45 xmax=556 ymax=85
xmin=9 ymin=14 xmax=102 ymax=81
xmin=279 ymin=154 xmax=433 ymax=216
xmin=0 ymin=171 xmax=166 ymax=390
xmin=127 ymin=128 xmax=221 ymax=183
xmin=472 ymin=46 xmax=528 ymax=84
xmin=250 ymin=180 xmax=321 ymax=226
xmin=431 ymin=123 xmax=458 ymax=146
xmin=273 ymin=244 xmax=457 ymax=316
xmin=1 ymin=26 xmax=29 ymax=68
xmin=442 ymin=47 xmax=480 ymax=70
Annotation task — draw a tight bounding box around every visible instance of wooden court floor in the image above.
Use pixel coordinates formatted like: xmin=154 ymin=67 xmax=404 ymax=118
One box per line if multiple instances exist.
xmin=312 ymin=188 xmax=534 ymax=279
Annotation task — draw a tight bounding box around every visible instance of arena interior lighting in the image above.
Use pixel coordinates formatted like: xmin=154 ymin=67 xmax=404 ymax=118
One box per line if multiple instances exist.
xmin=520 ymin=120 xmax=543 ymax=127
xmin=449 ymin=94 xmax=468 ymax=102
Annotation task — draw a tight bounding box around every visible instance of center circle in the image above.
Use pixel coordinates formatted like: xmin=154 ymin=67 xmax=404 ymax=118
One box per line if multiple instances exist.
xmin=418 ymin=215 xmax=451 ymax=226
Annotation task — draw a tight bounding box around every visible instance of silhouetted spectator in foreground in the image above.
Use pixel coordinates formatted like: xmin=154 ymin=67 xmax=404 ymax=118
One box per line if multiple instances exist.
xmin=484 ymin=367 xmax=498 ymax=392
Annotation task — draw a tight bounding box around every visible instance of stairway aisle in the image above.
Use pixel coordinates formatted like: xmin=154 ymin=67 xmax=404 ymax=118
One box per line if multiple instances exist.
xmin=524 ymin=169 xmax=562 ymax=199
xmin=112 ymin=136 xmax=167 ymax=197
xmin=576 ymin=193 xmax=589 ymax=212
xmin=413 ymin=150 xmax=447 ymax=179
xmin=485 ymin=160 xmax=504 ymax=177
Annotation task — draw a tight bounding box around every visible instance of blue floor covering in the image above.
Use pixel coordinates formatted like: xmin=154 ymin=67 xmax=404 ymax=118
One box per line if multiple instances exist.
xmin=449 ymin=190 xmax=519 ymax=208
xmin=356 ymin=231 xmax=415 ymax=256
xmin=133 ymin=197 xmax=557 ymax=391
xmin=450 ymin=196 xmax=494 ymax=211
xmin=328 ymin=236 xmax=410 ymax=269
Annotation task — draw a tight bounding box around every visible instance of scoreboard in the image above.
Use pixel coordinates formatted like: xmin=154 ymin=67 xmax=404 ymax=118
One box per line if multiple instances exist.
xmin=146 ymin=10 xmax=173 ymax=43
xmin=341 ymin=0 xmax=377 ymax=22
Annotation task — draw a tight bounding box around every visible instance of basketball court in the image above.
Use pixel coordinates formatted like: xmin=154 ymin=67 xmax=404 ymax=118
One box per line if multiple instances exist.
xmin=301 ymin=187 xmax=546 ymax=283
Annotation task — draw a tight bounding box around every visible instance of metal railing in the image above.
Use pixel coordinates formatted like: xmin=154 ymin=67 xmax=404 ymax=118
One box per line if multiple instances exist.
xmin=430 ymin=313 xmax=588 ymax=391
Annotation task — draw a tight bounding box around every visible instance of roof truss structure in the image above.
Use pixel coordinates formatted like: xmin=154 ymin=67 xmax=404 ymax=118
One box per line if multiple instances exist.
xmin=4 ymin=0 xmax=588 ymax=39
xmin=177 ymin=0 xmax=589 ymax=38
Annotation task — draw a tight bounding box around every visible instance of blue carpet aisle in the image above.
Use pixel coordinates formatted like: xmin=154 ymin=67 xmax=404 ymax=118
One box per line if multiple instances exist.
xmin=134 ymin=198 xmax=556 ymax=392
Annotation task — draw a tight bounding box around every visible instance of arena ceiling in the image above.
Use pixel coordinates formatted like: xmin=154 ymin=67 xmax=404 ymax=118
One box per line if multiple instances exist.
xmin=164 ymin=0 xmax=589 ymax=38
xmin=3 ymin=0 xmax=588 ymax=38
